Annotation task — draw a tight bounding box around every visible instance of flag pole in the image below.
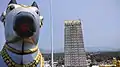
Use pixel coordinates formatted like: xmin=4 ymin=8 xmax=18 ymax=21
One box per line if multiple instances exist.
xmin=49 ymin=0 xmax=54 ymax=67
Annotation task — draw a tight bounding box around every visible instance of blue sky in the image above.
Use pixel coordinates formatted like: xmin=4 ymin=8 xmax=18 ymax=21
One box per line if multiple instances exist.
xmin=0 ymin=0 xmax=120 ymax=51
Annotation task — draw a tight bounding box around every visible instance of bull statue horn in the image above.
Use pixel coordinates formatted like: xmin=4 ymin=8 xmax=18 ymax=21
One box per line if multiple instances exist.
xmin=31 ymin=1 xmax=39 ymax=8
xmin=8 ymin=0 xmax=17 ymax=5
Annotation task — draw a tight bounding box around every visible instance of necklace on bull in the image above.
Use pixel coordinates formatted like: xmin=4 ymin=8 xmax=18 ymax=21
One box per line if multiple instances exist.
xmin=0 ymin=46 xmax=41 ymax=67
xmin=4 ymin=44 xmax=38 ymax=55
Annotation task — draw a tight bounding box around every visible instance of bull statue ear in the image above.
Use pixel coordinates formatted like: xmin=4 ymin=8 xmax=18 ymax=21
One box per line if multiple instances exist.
xmin=31 ymin=1 xmax=39 ymax=9
xmin=40 ymin=16 xmax=43 ymax=28
xmin=0 ymin=11 xmax=6 ymax=23
xmin=8 ymin=0 xmax=17 ymax=5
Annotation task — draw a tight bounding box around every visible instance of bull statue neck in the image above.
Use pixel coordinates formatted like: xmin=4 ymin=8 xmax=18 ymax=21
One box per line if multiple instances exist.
xmin=0 ymin=40 xmax=42 ymax=67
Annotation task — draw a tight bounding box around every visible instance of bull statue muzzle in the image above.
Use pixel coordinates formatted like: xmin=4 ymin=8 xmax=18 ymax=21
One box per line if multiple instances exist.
xmin=13 ymin=12 xmax=36 ymax=38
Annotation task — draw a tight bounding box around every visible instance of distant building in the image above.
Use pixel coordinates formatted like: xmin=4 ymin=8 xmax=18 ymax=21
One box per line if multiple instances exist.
xmin=86 ymin=59 xmax=92 ymax=67
xmin=64 ymin=20 xmax=87 ymax=67
xmin=44 ymin=61 xmax=51 ymax=67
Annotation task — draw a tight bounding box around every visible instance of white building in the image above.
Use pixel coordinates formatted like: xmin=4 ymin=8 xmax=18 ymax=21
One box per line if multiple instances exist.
xmin=64 ymin=20 xmax=87 ymax=67
xmin=44 ymin=61 xmax=51 ymax=67
xmin=86 ymin=59 xmax=92 ymax=67
xmin=92 ymin=65 xmax=99 ymax=67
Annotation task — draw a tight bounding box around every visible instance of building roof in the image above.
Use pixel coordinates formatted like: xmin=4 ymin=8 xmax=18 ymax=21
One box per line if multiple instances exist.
xmin=64 ymin=20 xmax=81 ymax=25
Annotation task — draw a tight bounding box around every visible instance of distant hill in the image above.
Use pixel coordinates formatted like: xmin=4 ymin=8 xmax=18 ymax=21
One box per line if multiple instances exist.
xmin=85 ymin=46 xmax=120 ymax=52
xmin=39 ymin=48 xmax=64 ymax=53
xmin=39 ymin=49 xmax=51 ymax=53
xmin=40 ymin=47 xmax=120 ymax=53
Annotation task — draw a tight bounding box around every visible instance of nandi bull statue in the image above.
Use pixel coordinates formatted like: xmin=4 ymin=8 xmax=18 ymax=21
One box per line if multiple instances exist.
xmin=0 ymin=0 xmax=44 ymax=67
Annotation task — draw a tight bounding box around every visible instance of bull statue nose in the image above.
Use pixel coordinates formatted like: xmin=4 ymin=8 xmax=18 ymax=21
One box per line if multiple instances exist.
xmin=13 ymin=12 xmax=36 ymax=38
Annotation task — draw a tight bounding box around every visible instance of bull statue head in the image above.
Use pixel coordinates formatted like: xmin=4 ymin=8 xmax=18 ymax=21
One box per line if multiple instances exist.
xmin=0 ymin=0 xmax=44 ymax=67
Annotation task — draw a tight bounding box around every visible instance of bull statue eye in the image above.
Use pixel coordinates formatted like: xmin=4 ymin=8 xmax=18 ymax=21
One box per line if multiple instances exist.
xmin=9 ymin=5 xmax=15 ymax=10
xmin=36 ymin=10 xmax=40 ymax=16
xmin=6 ymin=5 xmax=15 ymax=13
